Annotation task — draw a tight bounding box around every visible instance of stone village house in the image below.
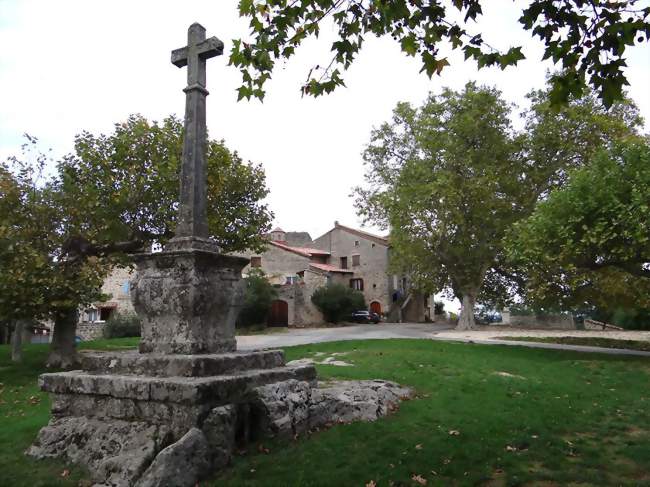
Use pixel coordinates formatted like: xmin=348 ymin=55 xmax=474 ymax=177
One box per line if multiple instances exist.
xmin=74 ymin=222 xmax=430 ymax=337
xmin=234 ymin=222 xmax=428 ymax=327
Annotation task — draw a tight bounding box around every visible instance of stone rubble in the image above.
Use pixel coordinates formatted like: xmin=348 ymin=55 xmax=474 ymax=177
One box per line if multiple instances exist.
xmin=134 ymin=428 xmax=211 ymax=487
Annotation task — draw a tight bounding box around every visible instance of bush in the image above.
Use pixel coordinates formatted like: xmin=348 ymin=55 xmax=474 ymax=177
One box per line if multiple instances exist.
xmin=103 ymin=312 xmax=141 ymax=338
xmin=601 ymin=307 xmax=650 ymax=330
xmin=434 ymin=301 xmax=445 ymax=315
xmin=237 ymin=270 xmax=277 ymax=328
xmin=311 ymin=284 xmax=365 ymax=323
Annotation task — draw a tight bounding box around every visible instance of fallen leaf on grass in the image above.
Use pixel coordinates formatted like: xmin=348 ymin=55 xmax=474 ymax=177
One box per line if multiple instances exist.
xmin=415 ymin=443 xmax=423 ymax=450
xmin=411 ymin=474 xmax=427 ymax=485
xmin=257 ymin=444 xmax=270 ymax=454
xmin=60 ymin=469 xmax=70 ymax=478
xmin=505 ymin=445 xmax=517 ymax=452
xmin=448 ymin=430 xmax=460 ymax=436
xmin=365 ymin=481 xmax=377 ymax=487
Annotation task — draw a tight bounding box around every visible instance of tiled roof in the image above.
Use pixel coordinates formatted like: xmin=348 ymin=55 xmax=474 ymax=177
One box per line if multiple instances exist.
xmin=309 ymin=263 xmax=353 ymax=274
xmin=269 ymin=241 xmax=331 ymax=258
xmin=334 ymin=222 xmax=389 ymax=246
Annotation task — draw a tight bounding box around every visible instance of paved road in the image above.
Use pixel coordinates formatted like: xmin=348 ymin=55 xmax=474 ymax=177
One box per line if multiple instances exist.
xmin=237 ymin=322 xmax=650 ymax=357
xmin=236 ymin=322 xmax=453 ymax=350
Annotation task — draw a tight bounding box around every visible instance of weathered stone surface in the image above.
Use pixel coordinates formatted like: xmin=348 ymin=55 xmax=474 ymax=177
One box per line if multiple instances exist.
xmin=202 ymin=405 xmax=236 ymax=468
xmin=251 ymin=379 xmax=312 ymax=436
xmin=308 ymin=380 xmax=412 ymax=429
xmin=49 ymin=393 xmax=211 ymax=438
xmin=41 ymin=365 xmax=316 ymax=406
xmin=135 ymin=428 xmax=211 ymax=487
xmin=80 ymin=349 xmax=285 ymax=377
xmin=251 ymin=379 xmax=413 ymax=437
xmin=132 ymin=250 xmax=248 ymax=355
xmin=26 ymin=416 xmax=171 ymax=487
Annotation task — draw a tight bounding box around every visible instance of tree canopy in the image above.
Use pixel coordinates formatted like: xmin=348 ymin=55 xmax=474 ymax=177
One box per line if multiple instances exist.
xmin=507 ymin=139 xmax=650 ymax=311
xmin=60 ymin=115 xmax=273 ymax=256
xmin=231 ymin=0 xmax=649 ymax=106
xmin=353 ymin=82 xmax=643 ymax=328
xmin=0 ymin=116 xmax=273 ymax=365
xmin=354 ymin=83 xmax=525 ymax=328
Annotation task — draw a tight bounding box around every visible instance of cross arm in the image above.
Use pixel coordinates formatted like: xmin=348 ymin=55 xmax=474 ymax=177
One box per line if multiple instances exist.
xmin=171 ymin=47 xmax=188 ymax=68
xmin=198 ymin=37 xmax=224 ymax=59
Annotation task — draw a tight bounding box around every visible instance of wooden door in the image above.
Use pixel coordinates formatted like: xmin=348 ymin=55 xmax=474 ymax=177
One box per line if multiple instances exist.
xmin=268 ymin=300 xmax=289 ymax=327
xmin=370 ymin=301 xmax=382 ymax=314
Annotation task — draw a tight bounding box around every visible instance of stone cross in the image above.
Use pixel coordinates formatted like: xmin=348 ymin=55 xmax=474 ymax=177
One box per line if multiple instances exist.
xmin=170 ymin=23 xmax=223 ymax=245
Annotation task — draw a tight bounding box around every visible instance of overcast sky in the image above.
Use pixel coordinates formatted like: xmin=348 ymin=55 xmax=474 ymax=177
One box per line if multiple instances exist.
xmin=1 ymin=0 xmax=648 ymax=241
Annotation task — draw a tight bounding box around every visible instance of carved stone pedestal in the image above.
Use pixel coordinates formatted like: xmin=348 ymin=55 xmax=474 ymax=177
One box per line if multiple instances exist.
xmin=132 ymin=249 xmax=248 ymax=354
xmin=28 ymin=348 xmax=317 ymax=486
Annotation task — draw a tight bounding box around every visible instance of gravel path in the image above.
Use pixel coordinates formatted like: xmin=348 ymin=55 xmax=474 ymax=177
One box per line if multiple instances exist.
xmin=237 ymin=322 xmax=650 ymax=356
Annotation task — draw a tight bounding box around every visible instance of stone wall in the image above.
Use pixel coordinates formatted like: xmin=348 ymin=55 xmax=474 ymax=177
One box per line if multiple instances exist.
xmin=234 ymin=244 xmax=311 ymax=286
xmin=311 ymin=226 xmax=392 ymax=316
xmin=76 ymin=322 xmax=105 ymax=341
xmin=102 ymin=267 xmax=135 ymax=314
xmin=276 ymin=270 xmax=326 ymax=327
xmin=76 ymin=267 xmax=135 ymax=340
xmin=509 ymin=313 xmax=576 ymax=330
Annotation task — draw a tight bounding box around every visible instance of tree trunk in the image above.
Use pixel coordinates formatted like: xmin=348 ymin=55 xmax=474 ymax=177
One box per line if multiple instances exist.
xmin=11 ymin=320 xmax=23 ymax=362
xmin=455 ymin=293 xmax=477 ymax=330
xmin=46 ymin=308 xmax=80 ymax=369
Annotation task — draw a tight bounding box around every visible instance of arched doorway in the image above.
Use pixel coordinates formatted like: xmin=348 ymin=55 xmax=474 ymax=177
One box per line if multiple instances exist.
xmin=268 ymin=300 xmax=289 ymax=327
xmin=370 ymin=301 xmax=382 ymax=315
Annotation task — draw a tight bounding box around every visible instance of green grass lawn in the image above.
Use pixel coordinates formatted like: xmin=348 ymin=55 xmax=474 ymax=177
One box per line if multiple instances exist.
xmin=500 ymin=336 xmax=650 ymax=352
xmin=1 ymin=339 xmax=649 ymax=486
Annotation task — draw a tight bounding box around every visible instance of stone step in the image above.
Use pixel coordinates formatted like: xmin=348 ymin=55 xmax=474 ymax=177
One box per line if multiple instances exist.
xmin=79 ymin=349 xmax=285 ymax=377
xmin=41 ymin=364 xmax=316 ymax=406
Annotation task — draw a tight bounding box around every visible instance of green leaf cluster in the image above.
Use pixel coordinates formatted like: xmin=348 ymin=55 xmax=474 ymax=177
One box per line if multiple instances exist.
xmin=231 ymin=0 xmax=648 ymax=106
xmin=237 ymin=269 xmax=278 ymax=327
xmin=353 ymin=81 xmax=642 ymax=321
xmin=0 ymin=116 xmax=274 ymax=328
xmin=311 ymin=283 xmax=366 ymax=323
xmin=507 ymin=139 xmax=650 ymax=310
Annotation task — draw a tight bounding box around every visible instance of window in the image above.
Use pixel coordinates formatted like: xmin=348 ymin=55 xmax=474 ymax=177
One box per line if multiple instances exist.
xmin=100 ymin=307 xmax=113 ymax=321
xmin=354 ymin=240 xmax=360 ymax=247
xmin=250 ymin=256 xmax=262 ymax=268
xmin=285 ymin=276 xmax=298 ymax=285
xmin=352 ymin=254 xmax=360 ymax=266
xmin=350 ymin=278 xmax=364 ymax=291
xmin=340 ymin=256 xmax=348 ymax=269
xmin=84 ymin=308 xmax=99 ymax=322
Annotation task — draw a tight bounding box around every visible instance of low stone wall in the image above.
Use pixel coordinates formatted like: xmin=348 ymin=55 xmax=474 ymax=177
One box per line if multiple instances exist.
xmin=76 ymin=322 xmax=106 ymax=341
xmin=509 ymin=314 xmax=576 ymax=330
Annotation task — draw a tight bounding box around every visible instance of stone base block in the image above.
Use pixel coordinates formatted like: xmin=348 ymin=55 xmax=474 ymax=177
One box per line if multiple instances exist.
xmin=28 ymin=376 xmax=413 ymax=486
xmin=80 ymin=349 xmax=285 ymax=377
xmin=40 ymin=363 xmax=316 ymax=435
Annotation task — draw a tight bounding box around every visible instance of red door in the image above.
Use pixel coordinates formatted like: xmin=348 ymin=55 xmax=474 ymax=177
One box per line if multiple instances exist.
xmin=370 ymin=301 xmax=382 ymax=314
xmin=268 ymin=300 xmax=289 ymax=327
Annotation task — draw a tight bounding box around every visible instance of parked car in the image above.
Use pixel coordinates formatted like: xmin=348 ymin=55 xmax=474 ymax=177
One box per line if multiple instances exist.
xmin=350 ymin=310 xmax=381 ymax=324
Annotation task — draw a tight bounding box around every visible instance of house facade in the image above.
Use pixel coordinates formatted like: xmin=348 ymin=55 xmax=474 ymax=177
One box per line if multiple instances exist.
xmin=237 ymin=223 xmax=427 ymax=327
xmin=76 ymin=222 xmax=428 ymax=335
xmin=76 ymin=267 xmax=135 ymax=340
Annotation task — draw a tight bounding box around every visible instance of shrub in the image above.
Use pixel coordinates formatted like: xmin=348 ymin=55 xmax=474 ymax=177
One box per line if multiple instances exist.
xmin=311 ymin=284 xmax=365 ymax=323
xmin=237 ymin=269 xmax=277 ymax=328
xmin=434 ymin=301 xmax=445 ymax=315
xmin=103 ymin=312 xmax=141 ymax=338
